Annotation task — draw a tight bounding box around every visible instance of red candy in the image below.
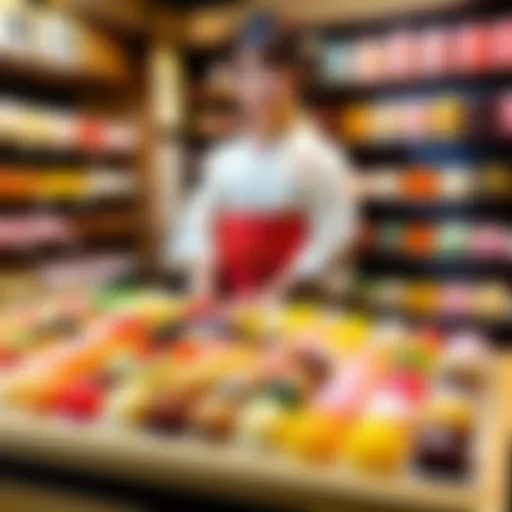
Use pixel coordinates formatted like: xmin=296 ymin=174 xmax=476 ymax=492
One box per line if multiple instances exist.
xmin=0 ymin=348 xmax=21 ymax=369
xmin=388 ymin=370 xmax=429 ymax=404
xmin=55 ymin=378 xmax=105 ymax=421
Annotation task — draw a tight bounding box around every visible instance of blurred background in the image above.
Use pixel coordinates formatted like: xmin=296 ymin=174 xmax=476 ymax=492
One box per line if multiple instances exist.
xmin=0 ymin=0 xmax=510 ymax=511
xmin=0 ymin=0 xmax=510 ymax=339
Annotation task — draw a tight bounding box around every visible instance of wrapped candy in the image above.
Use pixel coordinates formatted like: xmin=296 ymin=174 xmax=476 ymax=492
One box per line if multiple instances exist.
xmin=370 ymin=279 xmax=405 ymax=309
xmin=344 ymin=413 xmax=410 ymax=474
xmin=379 ymin=222 xmax=404 ymax=253
xmin=341 ymin=103 xmax=373 ymax=142
xmin=353 ymin=37 xmax=383 ymax=84
xmin=480 ymin=163 xmax=512 ymax=198
xmin=470 ymin=224 xmax=510 ymax=260
xmin=490 ymin=17 xmax=512 ymax=70
xmin=384 ymin=30 xmax=418 ymax=81
xmin=453 ymin=22 xmax=492 ymax=74
xmin=418 ymin=26 xmax=452 ymax=78
xmin=403 ymin=224 xmax=437 ymax=257
xmin=495 ymin=91 xmax=512 ymax=138
xmin=413 ymin=389 xmax=476 ymax=477
xmin=437 ymin=223 xmax=469 ymax=256
xmin=440 ymin=283 xmax=473 ymax=317
xmin=472 ymin=283 xmax=511 ymax=321
xmin=236 ymin=398 xmax=290 ymax=450
xmin=401 ymin=166 xmax=441 ymax=200
xmin=369 ymin=168 xmax=399 ymax=200
xmin=401 ymin=99 xmax=430 ymax=140
xmin=372 ymin=101 xmax=399 ymax=141
xmin=439 ymin=330 xmax=492 ymax=392
xmin=314 ymin=349 xmax=387 ymax=423
xmin=284 ymin=410 xmax=344 ymax=463
xmin=429 ymin=95 xmax=467 ymax=139
xmin=404 ymin=281 xmax=440 ymax=315
xmin=441 ymin=167 xmax=474 ymax=200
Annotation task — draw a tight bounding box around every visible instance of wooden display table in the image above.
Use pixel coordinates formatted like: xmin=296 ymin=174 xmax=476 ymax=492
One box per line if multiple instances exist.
xmin=0 ymin=355 xmax=508 ymax=512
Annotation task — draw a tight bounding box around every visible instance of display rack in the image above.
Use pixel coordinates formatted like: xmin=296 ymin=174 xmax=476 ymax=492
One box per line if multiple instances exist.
xmin=0 ymin=3 xmax=142 ymax=298
xmin=302 ymin=2 xmax=512 ymax=343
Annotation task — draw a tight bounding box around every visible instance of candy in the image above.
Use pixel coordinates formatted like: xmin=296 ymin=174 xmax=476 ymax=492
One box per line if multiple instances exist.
xmin=437 ymin=223 xmax=468 ymax=256
xmin=285 ymin=411 xmax=343 ymax=463
xmin=236 ymin=398 xmax=289 ymax=450
xmin=344 ymin=417 xmax=409 ymax=473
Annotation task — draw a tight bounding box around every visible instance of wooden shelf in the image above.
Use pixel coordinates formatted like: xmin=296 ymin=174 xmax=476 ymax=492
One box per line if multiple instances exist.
xmin=306 ymin=70 xmax=512 ymax=101
xmin=363 ymin=200 xmax=512 ymax=220
xmin=358 ymin=253 xmax=512 ymax=277
xmin=0 ymin=51 xmax=130 ymax=91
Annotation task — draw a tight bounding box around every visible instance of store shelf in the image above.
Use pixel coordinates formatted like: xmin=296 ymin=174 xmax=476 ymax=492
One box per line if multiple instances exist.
xmin=346 ymin=297 xmax=512 ymax=337
xmin=0 ymin=198 xmax=135 ymax=214
xmin=0 ymin=141 xmax=137 ymax=161
xmin=306 ymin=70 xmax=512 ymax=101
xmin=0 ymin=51 xmax=130 ymax=91
xmin=347 ymin=139 xmax=512 ymax=163
xmin=358 ymin=253 xmax=512 ymax=278
xmin=363 ymin=201 xmax=512 ymax=220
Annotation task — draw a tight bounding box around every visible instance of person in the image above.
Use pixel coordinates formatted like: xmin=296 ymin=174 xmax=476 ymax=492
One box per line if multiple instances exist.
xmin=172 ymin=12 xmax=357 ymax=304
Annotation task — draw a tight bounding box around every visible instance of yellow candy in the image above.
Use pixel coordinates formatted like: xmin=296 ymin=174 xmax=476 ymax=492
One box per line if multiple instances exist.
xmin=328 ymin=315 xmax=371 ymax=354
xmin=425 ymin=395 xmax=475 ymax=432
xmin=280 ymin=303 xmax=321 ymax=336
xmin=344 ymin=418 xmax=409 ymax=474
xmin=285 ymin=411 xmax=344 ymax=463
xmin=237 ymin=399 xmax=290 ymax=449
xmin=103 ymin=379 xmax=153 ymax=425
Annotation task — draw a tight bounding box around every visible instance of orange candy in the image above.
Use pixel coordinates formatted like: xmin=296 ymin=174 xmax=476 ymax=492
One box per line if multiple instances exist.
xmin=341 ymin=104 xmax=372 ymax=142
xmin=401 ymin=167 xmax=441 ymax=200
xmin=1 ymin=171 xmax=39 ymax=200
xmin=403 ymin=224 xmax=437 ymax=257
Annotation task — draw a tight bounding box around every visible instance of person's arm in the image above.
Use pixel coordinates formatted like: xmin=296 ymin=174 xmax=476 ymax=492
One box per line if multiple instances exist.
xmin=264 ymin=146 xmax=358 ymax=301
xmin=169 ymin=152 xmax=224 ymax=298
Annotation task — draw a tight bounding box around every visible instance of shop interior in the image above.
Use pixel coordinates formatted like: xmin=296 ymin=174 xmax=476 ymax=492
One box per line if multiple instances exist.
xmin=0 ymin=0 xmax=510 ymax=511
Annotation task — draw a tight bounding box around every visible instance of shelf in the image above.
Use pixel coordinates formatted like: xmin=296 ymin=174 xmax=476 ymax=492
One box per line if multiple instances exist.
xmin=363 ymin=201 xmax=512 ymax=220
xmin=0 ymin=51 xmax=130 ymax=91
xmin=346 ymin=139 xmax=512 ymax=162
xmin=345 ymin=297 xmax=512 ymax=342
xmin=0 ymin=141 xmax=137 ymax=161
xmin=358 ymin=253 xmax=512 ymax=277
xmin=0 ymin=240 xmax=137 ymax=268
xmin=306 ymin=70 xmax=512 ymax=101
xmin=0 ymin=197 xmax=135 ymax=214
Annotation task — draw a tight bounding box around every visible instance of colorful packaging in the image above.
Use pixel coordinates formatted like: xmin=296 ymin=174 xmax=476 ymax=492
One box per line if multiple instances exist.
xmin=418 ymin=27 xmax=452 ymax=77
xmin=453 ymin=22 xmax=491 ymax=74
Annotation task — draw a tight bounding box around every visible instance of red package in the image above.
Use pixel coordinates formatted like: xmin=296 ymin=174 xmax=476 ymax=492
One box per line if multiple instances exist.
xmin=76 ymin=117 xmax=106 ymax=150
xmin=491 ymin=17 xmax=512 ymax=70
xmin=453 ymin=23 xmax=492 ymax=74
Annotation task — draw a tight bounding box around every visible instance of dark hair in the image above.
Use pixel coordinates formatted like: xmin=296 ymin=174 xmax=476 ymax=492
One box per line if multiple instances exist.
xmin=234 ymin=11 xmax=301 ymax=69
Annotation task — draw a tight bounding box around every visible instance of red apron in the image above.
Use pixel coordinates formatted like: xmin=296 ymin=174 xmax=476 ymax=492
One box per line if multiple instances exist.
xmin=216 ymin=211 xmax=307 ymax=296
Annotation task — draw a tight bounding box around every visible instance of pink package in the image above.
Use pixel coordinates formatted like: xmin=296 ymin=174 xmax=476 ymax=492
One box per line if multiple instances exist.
xmin=495 ymin=91 xmax=512 ymax=137
xmin=491 ymin=18 xmax=512 ymax=70
xmin=470 ymin=225 xmax=510 ymax=259
xmin=385 ymin=30 xmax=418 ymax=81
xmin=418 ymin=27 xmax=452 ymax=77
xmin=441 ymin=283 xmax=473 ymax=317
xmin=315 ymin=350 xmax=386 ymax=421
